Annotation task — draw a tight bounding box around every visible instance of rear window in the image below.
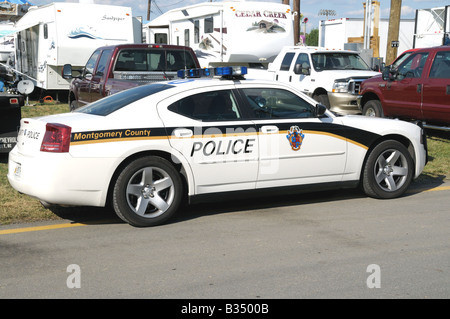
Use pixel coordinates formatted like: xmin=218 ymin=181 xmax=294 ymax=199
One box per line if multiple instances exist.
xmin=114 ymin=49 xmax=197 ymax=72
xmin=76 ymin=84 xmax=173 ymax=116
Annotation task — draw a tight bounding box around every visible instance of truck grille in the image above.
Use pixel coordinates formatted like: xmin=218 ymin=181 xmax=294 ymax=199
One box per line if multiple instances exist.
xmin=348 ymin=79 xmax=364 ymax=95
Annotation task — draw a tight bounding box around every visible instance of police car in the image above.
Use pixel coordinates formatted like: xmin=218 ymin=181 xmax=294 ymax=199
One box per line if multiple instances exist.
xmin=8 ymin=67 xmax=428 ymax=227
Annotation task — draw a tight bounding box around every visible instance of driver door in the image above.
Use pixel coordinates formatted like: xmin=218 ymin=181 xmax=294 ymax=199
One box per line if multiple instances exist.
xmin=383 ymin=52 xmax=429 ymax=119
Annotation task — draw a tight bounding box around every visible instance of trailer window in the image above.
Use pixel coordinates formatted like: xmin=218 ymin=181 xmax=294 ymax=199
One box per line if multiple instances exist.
xmin=184 ymin=29 xmax=190 ymax=47
xmin=154 ymin=33 xmax=167 ymax=44
xmin=205 ymin=17 xmax=214 ymax=33
xmin=194 ymin=20 xmax=200 ymax=44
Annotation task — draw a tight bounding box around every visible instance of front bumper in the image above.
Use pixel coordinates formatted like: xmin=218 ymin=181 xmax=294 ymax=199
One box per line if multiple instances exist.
xmin=327 ymin=92 xmax=361 ymax=115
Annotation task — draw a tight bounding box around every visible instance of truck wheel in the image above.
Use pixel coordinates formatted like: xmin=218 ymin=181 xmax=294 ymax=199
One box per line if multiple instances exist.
xmin=362 ymin=140 xmax=414 ymax=199
xmin=362 ymin=100 xmax=384 ymax=117
xmin=113 ymin=156 xmax=183 ymax=227
xmin=70 ymin=100 xmax=78 ymax=111
xmin=313 ymin=94 xmax=330 ymax=109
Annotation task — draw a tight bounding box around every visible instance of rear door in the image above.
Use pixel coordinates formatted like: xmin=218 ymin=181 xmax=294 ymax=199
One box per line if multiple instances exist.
xmin=157 ymin=85 xmax=259 ymax=194
xmin=421 ymin=49 xmax=450 ymax=123
xmin=275 ymin=52 xmax=295 ymax=83
xmin=89 ymin=49 xmax=113 ymax=102
xmin=76 ymin=49 xmax=101 ymax=105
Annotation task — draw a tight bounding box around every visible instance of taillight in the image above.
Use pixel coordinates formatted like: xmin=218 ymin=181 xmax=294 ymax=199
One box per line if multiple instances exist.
xmin=40 ymin=123 xmax=72 ymax=153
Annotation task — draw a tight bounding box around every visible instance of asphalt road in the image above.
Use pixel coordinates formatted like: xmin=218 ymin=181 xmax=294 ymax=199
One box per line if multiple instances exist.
xmin=1 ymin=181 xmax=449 ymax=302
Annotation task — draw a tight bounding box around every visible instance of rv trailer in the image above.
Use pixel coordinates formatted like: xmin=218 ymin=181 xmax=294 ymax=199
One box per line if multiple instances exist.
xmin=13 ymin=2 xmax=136 ymax=91
xmin=144 ymin=1 xmax=294 ymax=68
xmin=413 ymin=6 xmax=450 ymax=48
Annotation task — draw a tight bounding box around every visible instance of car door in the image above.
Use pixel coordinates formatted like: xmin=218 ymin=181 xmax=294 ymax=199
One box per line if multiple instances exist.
xmin=382 ymin=51 xmax=429 ymax=119
xmin=275 ymin=52 xmax=295 ymax=83
xmin=89 ymin=49 xmax=113 ymax=102
xmin=77 ymin=49 xmax=101 ymax=105
xmin=238 ymin=85 xmax=347 ymax=189
xmin=157 ymin=86 xmax=259 ymax=194
xmin=422 ymin=49 xmax=450 ymax=124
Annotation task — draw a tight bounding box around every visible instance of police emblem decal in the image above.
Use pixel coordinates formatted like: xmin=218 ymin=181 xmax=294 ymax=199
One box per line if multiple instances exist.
xmin=286 ymin=126 xmax=305 ymax=151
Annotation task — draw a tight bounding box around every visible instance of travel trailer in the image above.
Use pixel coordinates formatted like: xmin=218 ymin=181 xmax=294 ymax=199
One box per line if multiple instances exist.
xmin=413 ymin=6 xmax=450 ymax=48
xmin=318 ymin=17 xmax=415 ymax=64
xmin=13 ymin=2 xmax=137 ymax=91
xmin=144 ymin=1 xmax=294 ymax=68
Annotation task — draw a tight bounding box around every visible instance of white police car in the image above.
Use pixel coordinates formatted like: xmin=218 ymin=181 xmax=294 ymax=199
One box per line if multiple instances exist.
xmin=8 ymin=67 xmax=428 ymax=227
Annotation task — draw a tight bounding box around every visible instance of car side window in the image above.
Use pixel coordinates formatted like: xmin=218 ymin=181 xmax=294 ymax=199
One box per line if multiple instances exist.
xmin=168 ymin=90 xmax=241 ymax=121
xmin=85 ymin=50 xmax=101 ymax=76
xmin=429 ymin=51 xmax=450 ymax=79
xmin=95 ymin=49 xmax=113 ymax=77
xmin=241 ymin=88 xmax=315 ymax=119
xmin=295 ymin=53 xmax=310 ymax=74
xmin=280 ymin=53 xmax=295 ymax=71
xmin=397 ymin=52 xmax=429 ymax=79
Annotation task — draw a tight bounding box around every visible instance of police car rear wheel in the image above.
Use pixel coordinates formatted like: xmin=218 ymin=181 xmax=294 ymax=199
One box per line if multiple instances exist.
xmin=113 ymin=156 xmax=183 ymax=227
xmin=362 ymin=140 xmax=414 ymax=199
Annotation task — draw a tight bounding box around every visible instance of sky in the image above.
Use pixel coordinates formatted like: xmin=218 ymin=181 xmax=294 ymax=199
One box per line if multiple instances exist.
xmin=29 ymin=0 xmax=450 ymax=32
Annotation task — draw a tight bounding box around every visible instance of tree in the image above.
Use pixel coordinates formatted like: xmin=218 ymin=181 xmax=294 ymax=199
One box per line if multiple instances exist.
xmin=306 ymin=28 xmax=318 ymax=46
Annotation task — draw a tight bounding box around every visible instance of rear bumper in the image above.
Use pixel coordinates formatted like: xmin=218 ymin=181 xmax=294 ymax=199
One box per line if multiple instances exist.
xmin=7 ymin=149 xmax=115 ymax=207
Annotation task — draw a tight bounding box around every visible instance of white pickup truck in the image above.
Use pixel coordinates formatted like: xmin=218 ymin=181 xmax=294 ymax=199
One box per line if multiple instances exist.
xmin=248 ymin=46 xmax=380 ymax=115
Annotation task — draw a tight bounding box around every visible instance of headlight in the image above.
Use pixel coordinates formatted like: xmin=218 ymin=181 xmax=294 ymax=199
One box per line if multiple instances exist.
xmin=332 ymin=80 xmax=349 ymax=93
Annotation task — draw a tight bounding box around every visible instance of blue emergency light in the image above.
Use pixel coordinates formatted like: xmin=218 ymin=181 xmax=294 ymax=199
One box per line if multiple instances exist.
xmin=177 ymin=66 xmax=247 ymax=79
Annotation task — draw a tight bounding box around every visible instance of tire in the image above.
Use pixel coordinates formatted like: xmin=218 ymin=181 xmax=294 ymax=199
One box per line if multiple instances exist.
xmin=112 ymin=156 xmax=183 ymax=227
xmin=70 ymin=99 xmax=78 ymax=111
xmin=313 ymin=94 xmax=330 ymax=109
xmin=362 ymin=100 xmax=384 ymax=117
xmin=362 ymin=140 xmax=414 ymax=199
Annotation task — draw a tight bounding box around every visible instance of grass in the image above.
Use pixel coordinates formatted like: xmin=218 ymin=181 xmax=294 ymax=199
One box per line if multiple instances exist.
xmin=0 ymin=102 xmax=449 ymax=225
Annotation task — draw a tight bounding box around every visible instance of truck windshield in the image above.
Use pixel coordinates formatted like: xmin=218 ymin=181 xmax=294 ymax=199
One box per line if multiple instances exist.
xmin=75 ymin=83 xmax=173 ymax=116
xmin=311 ymin=53 xmax=370 ymax=71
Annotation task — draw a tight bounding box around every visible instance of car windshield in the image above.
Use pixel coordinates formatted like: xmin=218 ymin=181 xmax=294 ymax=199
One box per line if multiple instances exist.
xmin=75 ymin=83 xmax=173 ymax=116
xmin=311 ymin=53 xmax=370 ymax=71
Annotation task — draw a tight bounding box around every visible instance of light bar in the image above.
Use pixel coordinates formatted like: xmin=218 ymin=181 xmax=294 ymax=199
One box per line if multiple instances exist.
xmin=177 ymin=66 xmax=248 ymax=79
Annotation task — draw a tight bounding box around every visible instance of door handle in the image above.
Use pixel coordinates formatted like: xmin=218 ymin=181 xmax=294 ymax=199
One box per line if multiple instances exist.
xmin=417 ymin=84 xmax=422 ymax=93
xmin=173 ymin=128 xmax=193 ymax=138
xmin=261 ymin=126 xmax=279 ymax=134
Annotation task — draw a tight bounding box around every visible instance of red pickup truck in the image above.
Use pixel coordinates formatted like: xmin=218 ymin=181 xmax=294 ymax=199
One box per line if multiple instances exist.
xmin=63 ymin=44 xmax=200 ymax=110
xmin=358 ymin=46 xmax=450 ymax=129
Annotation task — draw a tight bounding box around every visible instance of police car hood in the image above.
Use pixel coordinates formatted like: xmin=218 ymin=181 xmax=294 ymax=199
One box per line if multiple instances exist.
xmin=338 ymin=115 xmax=421 ymax=136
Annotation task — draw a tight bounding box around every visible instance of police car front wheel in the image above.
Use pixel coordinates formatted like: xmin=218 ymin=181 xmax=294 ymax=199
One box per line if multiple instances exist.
xmin=112 ymin=156 xmax=183 ymax=227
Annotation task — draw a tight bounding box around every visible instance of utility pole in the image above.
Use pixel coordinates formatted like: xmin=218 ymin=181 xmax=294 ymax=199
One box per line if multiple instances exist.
xmin=293 ymin=0 xmax=300 ymax=45
xmin=147 ymin=0 xmax=151 ymax=21
xmin=385 ymin=0 xmax=402 ymax=65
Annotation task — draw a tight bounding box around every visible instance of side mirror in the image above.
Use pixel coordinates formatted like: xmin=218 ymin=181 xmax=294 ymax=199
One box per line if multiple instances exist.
xmin=381 ymin=66 xmax=396 ymax=81
xmin=315 ymin=103 xmax=327 ymax=117
xmin=62 ymin=64 xmax=73 ymax=79
xmin=294 ymin=63 xmax=310 ymax=75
